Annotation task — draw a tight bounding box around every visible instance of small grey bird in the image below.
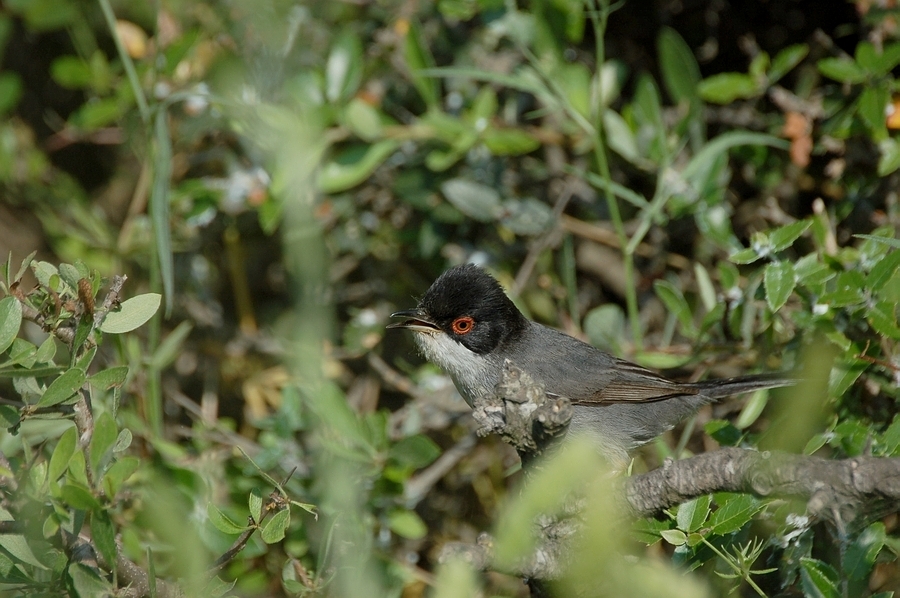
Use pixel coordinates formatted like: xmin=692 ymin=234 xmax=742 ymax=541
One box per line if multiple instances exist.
xmin=389 ymin=264 xmax=795 ymax=464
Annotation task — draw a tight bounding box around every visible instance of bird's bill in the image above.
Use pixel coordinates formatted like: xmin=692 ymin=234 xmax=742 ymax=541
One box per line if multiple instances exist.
xmin=387 ymin=309 xmax=440 ymax=332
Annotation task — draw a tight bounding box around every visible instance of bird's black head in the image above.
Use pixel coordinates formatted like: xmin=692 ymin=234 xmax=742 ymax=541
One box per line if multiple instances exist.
xmin=391 ymin=264 xmax=527 ymax=355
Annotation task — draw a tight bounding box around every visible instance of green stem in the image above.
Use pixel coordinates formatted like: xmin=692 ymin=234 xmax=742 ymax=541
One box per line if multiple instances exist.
xmin=586 ymin=0 xmax=641 ymax=350
xmin=97 ymin=0 xmax=150 ymax=123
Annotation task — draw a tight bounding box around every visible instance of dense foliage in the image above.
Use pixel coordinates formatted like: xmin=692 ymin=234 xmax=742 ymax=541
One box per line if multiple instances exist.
xmin=0 ymin=0 xmax=899 ymax=596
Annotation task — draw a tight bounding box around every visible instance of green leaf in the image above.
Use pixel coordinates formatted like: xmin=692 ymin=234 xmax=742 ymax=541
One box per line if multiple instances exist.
xmin=844 ymin=522 xmax=886 ymax=581
xmin=676 ymin=495 xmax=711 ymax=533
xmin=764 ymin=261 xmax=796 ymax=311
xmin=657 ymin=27 xmax=701 ymax=105
xmin=632 ymin=517 xmax=672 ymax=544
xmin=102 ymin=456 xmax=140 ymax=497
xmin=709 ymin=493 xmax=762 ymax=535
xmin=319 ymin=141 xmax=400 ymax=193
xmin=440 ymin=178 xmax=503 ymax=222
xmin=602 ymin=110 xmax=640 ymax=163
xmin=69 ymin=562 xmax=113 ymax=596
xmin=500 ymin=198 xmax=553 ymax=236
xmin=877 ymin=138 xmax=900 ymax=176
xmin=50 ymin=55 xmax=92 ymax=89
xmin=207 ymin=504 xmax=249 ymax=535
xmin=88 ymin=366 xmax=129 ymax=390
xmin=388 ymin=509 xmax=427 ymax=540
xmin=653 ymin=280 xmax=695 ymax=337
xmin=482 ymin=127 xmax=540 ymax=156
xmin=48 ymin=426 xmax=77 ymax=483
xmin=90 ymin=509 xmax=116 ymax=572
xmin=583 ymin=304 xmax=625 ymax=353
xmin=389 ymin=435 xmax=441 ymax=469
xmin=0 ymin=72 xmax=22 ymax=115
xmin=867 ymin=302 xmax=900 ymax=338
xmin=249 ymin=488 xmax=263 ymax=523
xmin=149 ymin=321 xmax=193 ymax=370
xmin=769 ymin=219 xmax=812 ymax=252
xmin=34 ymin=336 xmax=57 ymax=364
xmin=260 ymin=508 xmax=290 ymax=544
xmin=0 ymin=296 xmax=22 ymax=354
xmin=705 ymin=420 xmax=742 ymax=446
xmin=735 ymin=389 xmax=770 ymax=430
xmin=769 ymin=44 xmax=809 ymax=83
xmin=800 ymin=557 xmax=841 ymax=598
xmin=683 ymin=131 xmax=789 ymax=182
xmin=855 ymin=233 xmax=900 ymax=250
xmin=60 ymin=483 xmax=100 ymax=510
xmin=90 ymin=411 xmax=118 ymax=474
xmin=859 ymin=86 xmax=889 ymax=141
xmin=325 ymin=31 xmax=363 ymax=103
xmin=36 ymin=368 xmax=85 ymax=407
xmin=729 ymin=247 xmax=760 ymax=264
xmin=151 ymin=109 xmax=174 ymax=317
xmin=343 ymin=98 xmax=383 ymax=141
xmin=698 ymin=72 xmax=759 ymax=104
xmin=99 ymin=293 xmax=161 ymax=334
xmin=817 ymin=57 xmax=868 ymax=84
xmin=71 ymin=98 xmax=123 ymax=130
xmin=404 ymin=21 xmax=438 ymax=108
xmin=660 ymin=528 xmax=687 ymax=546
xmin=0 ymin=534 xmax=47 ymax=569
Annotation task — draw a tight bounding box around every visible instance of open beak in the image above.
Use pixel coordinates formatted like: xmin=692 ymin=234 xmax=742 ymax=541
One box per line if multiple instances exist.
xmin=387 ymin=308 xmax=440 ymax=333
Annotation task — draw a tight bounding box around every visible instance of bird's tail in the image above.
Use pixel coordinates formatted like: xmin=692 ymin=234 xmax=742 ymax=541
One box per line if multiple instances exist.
xmin=688 ymin=373 xmax=798 ymax=400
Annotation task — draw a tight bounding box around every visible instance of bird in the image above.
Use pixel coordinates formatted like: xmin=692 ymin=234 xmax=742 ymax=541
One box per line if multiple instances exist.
xmin=388 ymin=263 xmax=795 ymax=464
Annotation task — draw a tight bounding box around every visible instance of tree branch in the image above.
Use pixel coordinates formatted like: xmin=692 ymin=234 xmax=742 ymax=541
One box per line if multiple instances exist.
xmin=445 ymin=361 xmax=900 ymax=578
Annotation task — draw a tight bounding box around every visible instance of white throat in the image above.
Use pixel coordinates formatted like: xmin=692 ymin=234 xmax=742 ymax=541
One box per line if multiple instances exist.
xmin=411 ymin=331 xmax=495 ymax=406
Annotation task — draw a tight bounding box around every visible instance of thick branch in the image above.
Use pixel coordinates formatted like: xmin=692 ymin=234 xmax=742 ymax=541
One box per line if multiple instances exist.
xmin=445 ymin=361 xmax=900 ymax=578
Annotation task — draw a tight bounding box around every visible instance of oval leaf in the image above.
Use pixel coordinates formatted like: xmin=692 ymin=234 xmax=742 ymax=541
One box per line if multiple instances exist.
xmin=440 ymin=178 xmax=502 ymax=222
xmin=37 ymin=368 xmax=86 ymax=408
xmin=764 ymin=261 xmax=796 ymax=312
xmin=207 ymin=504 xmax=250 ymax=535
xmin=99 ymin=293 xmax=161 ymax=334
xmin=0 ymin=296 xmax=22 ymax=355
xmin=260 ymin=508 xmax=290 ymax=544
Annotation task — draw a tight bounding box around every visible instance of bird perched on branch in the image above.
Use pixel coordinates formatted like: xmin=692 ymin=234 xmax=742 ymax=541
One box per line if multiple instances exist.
xmin=389 ymin=264 xmax=795 ymax=464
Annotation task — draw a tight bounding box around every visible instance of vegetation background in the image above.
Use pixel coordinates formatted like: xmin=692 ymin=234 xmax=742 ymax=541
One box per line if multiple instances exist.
xmin=0 ymin=0 xmax=899 ymax=596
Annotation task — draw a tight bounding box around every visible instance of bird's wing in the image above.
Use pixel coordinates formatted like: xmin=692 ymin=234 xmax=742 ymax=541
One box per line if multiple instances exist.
xmin=572 ymin=358 xmax=699 ymax=405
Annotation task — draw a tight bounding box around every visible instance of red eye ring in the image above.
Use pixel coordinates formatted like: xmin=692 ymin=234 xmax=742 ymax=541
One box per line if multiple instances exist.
xmin=451 ymin=316 xmax=475 ymax=335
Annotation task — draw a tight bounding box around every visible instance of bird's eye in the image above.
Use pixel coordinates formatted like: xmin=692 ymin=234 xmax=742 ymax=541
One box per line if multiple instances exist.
xmin=451 ymin=316 xmax=475 ymax=335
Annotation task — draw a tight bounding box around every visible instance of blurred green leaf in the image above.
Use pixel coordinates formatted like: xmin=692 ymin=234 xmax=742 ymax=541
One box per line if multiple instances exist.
xmin=705 ymin=420 xmax=742 ymax=447
xmin=769 ymin=44 xmax=809 ymax=82
xmin=729 ymin=247 xmax=760 ymax=265
xmin=148 ymin=321 xmax=193 ymax=370
xmin=698 ymin=73 xmax=759 ymax=104
xmin=657 ymin=27 xmax=701 ymax=105
xmin=388 ymin=509 xmax=427 ymax=540
xmin=877 ymin=138 xmax=900 ymax=176
xmin=99 ymin=293 xmax=161 ymax=334
xmin=50 ymin=56 xmax=92 ymax=89
xmin=500 ymin=198 xmax=553 ymax=235
xmin=482 ymin=127 xmax=540 ymax=156
xmin=389 ymin=435 xmax=441 ymax=469
xmin=320 ymin=141 xmax=400 ymax=193
xmin=405 ymin=21 xmax=438 ymax=108
xmin=0 ymin=534 xmax=47 ymax=569
xmin=0 ymin=72 xmax=23 ymax=115
xmin=440 ymin=178 xmax=502 ymax=222
xmin=343 ymin=98 xmax=384 ymax=141
xmin=60 ymin=482 xmax=100 ymax=510
xmin=583 ymin=304 xmax=624 ymax=353
xmin=817 ymin=58 xmax=867 ymax=84
xmin=326 ymin=31 xmax=363 ymax=103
